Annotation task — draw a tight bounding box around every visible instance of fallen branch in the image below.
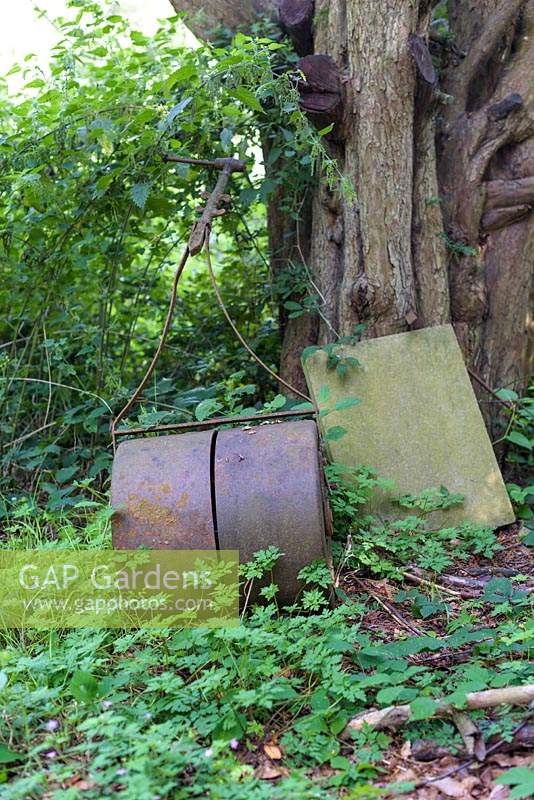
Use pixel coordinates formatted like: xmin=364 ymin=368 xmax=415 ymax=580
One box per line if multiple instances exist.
xmin=345 ymin=684 xmax=534 ymax=734
xmin=467 ymin=567 xmax=520 ymax=577
xmin=400 ymin=570 xmax=466 ymax=598
xmin=405 ymin=566 xmax=534 ymax=596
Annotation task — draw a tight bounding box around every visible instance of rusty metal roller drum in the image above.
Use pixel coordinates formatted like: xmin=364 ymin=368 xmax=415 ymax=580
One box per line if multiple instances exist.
xmin=111 ymin=420 xmax=328 ymax=604
xmin=214 ymin=420 xmax=327 ymax=605
xmin=111 ymin=430 xmax=216 ymax=550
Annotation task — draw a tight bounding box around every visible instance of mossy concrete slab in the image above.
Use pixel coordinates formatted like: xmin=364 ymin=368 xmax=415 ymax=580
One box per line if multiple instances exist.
xmin=303 ymin=325 xmax=514 ymax=529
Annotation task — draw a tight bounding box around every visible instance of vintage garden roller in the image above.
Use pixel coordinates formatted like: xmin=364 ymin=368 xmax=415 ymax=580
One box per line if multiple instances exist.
xmin=111 ymin=155 xmax=331 ymax=604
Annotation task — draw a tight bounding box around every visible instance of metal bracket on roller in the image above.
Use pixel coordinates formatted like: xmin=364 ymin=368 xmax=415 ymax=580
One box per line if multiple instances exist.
xmin=162 ymin=154 xmax=246 ymax=255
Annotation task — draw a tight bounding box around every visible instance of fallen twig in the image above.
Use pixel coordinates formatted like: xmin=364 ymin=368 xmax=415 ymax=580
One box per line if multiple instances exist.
xmin=411 ymin=723 xmax=534 ymax=761
xmin=406 ymin=566 xmax=534 ymax=597
xmin=413 ymin=708 xmax=534 ymax=791
xmin=400 ymin=569 xmax=467 ymax=598
xmin=345 ymin=684 xmax=534 ymax=734
xmin=355 ymin=578 xmax=423 ymax=636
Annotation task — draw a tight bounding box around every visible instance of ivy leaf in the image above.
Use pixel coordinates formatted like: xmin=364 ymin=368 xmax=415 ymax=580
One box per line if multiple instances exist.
xmin=130 ymin=182 xmax=151 ymax=210
xmin=496 ymin=387 xmax=519 ymax=403
xmin=495 ymin=766 xmax=534 ymax=799
xmin=506 ymin=431 xmax=532 ymax=451
xmin=229 ymin=87 xmax=263 ymax=114
xmin=326 ymin=354 xmax=339 ymax=370
xmin=54 ymin=465 xmax=79 ymax=484
xmin=269 ymin=394 xmax=286 ymax=410
xmin=165 ymin=64 xmax=196 ymax=91
xmin=333 ymin=397 xmax=361 ymax=412
xmin=482 ymin=577 xmax=514 ymax=603
xmin=195 ymin=399 xmax=223 ymax=422
xmin=0 ymin=744 xmax=21 ymax=764
xmin=376 ymin=685 xmax=404 ymax=705
xmin=159 ymin=96 xmax=192 ymax=130
xmin=410 ymin=696 xmax=438 ymax=721
xmin=330 ymin=754 xmax=351 ymax=770
xmin=69 ymin=671 xmax=99 ymax=703
xmin=137 ymin=410 xmax=174 ymax=427
xmin=292 ymin=401 xmax=315 ymax=412
xmin=325 ymin=426 xmax=347 ymax=442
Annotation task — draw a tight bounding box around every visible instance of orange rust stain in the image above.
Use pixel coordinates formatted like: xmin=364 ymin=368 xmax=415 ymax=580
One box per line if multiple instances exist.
xmin=125 ymin=493 xmax=177 ymax=527
xmin=175 ymin=491 xmax=189 ymax=509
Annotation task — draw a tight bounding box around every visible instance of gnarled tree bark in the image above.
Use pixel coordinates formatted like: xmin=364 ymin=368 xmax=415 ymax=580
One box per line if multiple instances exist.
xmin=439 ymin=0 xmax=534 ymax=422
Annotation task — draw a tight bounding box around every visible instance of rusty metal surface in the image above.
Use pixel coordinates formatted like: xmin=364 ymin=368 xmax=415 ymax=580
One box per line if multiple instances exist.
xmin=111 ymin=431 xmax=216 ymax=550
xmin=214 ymin=420 xmax=327 ymax=605
xmin=111 ymin=419 xmax=331 ymax=604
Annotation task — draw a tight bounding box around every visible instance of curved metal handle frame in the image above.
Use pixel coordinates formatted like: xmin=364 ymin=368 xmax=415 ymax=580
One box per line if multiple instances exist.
xmin=111 ymin=153 xmax=314 ymax=448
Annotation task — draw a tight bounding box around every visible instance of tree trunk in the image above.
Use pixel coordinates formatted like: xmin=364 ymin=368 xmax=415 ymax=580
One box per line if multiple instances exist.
xmin=169 ymin=0 xmax=534 ymax=428
xmin=263 ymin=142 xmax=318 ymax=394
xmin=310 ymin=0 xmax=450 ymax=347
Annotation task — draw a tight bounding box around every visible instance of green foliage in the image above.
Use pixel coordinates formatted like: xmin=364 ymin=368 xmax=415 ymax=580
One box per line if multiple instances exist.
xmin=2 ymin=578 xmax=530 ymax=799
xmin=0 ymin=0 xmax=341 ymax=510
xmin=438 ymin=232 xmax=477 ymax=258
xmin=500 ymin=384 xmax=534 ymax=530
xmin=325 ymin=462 xmax=390 ymax=534
xmin=394 ymin=486 xmax=464 ymax=513
xmin=302 ymin=326 xmax=365 ymax=381
xmin=0 ymin=5 xmax=532 ymax=798
xmin=0 ymin=481 xmax=532 ymax=798
xmin=325 ymin=464 xmax=501 ymax=578
xmin=495 ymin=767 xmax=534 ymax=799
xmin=394 ymin=589 xmax=450 ymax=620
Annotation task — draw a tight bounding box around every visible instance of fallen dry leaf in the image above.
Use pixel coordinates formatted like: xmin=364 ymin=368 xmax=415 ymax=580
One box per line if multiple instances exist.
xmin=263 ymin=743 xmax=282 ymax=760
xmin=255 ymin=763 xmax=289 ymax=780
xmin=487 ymin=786 xmax=509 ymax=800
xmin=489 ymin=753 xmax=532 ymax=768
xmin=373 ymin=579 xmax=395 ymax=601
xmin=432 ymin=777 xmax=467 ymax=797
xmin=64 ymin=775 xmax=94 ymax=791
xmin=460 ymin=775 xmax=480 ymax=794
xmin=400 ymin=740 xmax=411 ymax=759
xmin=71 ymin=780 xmax=93 ymax=791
